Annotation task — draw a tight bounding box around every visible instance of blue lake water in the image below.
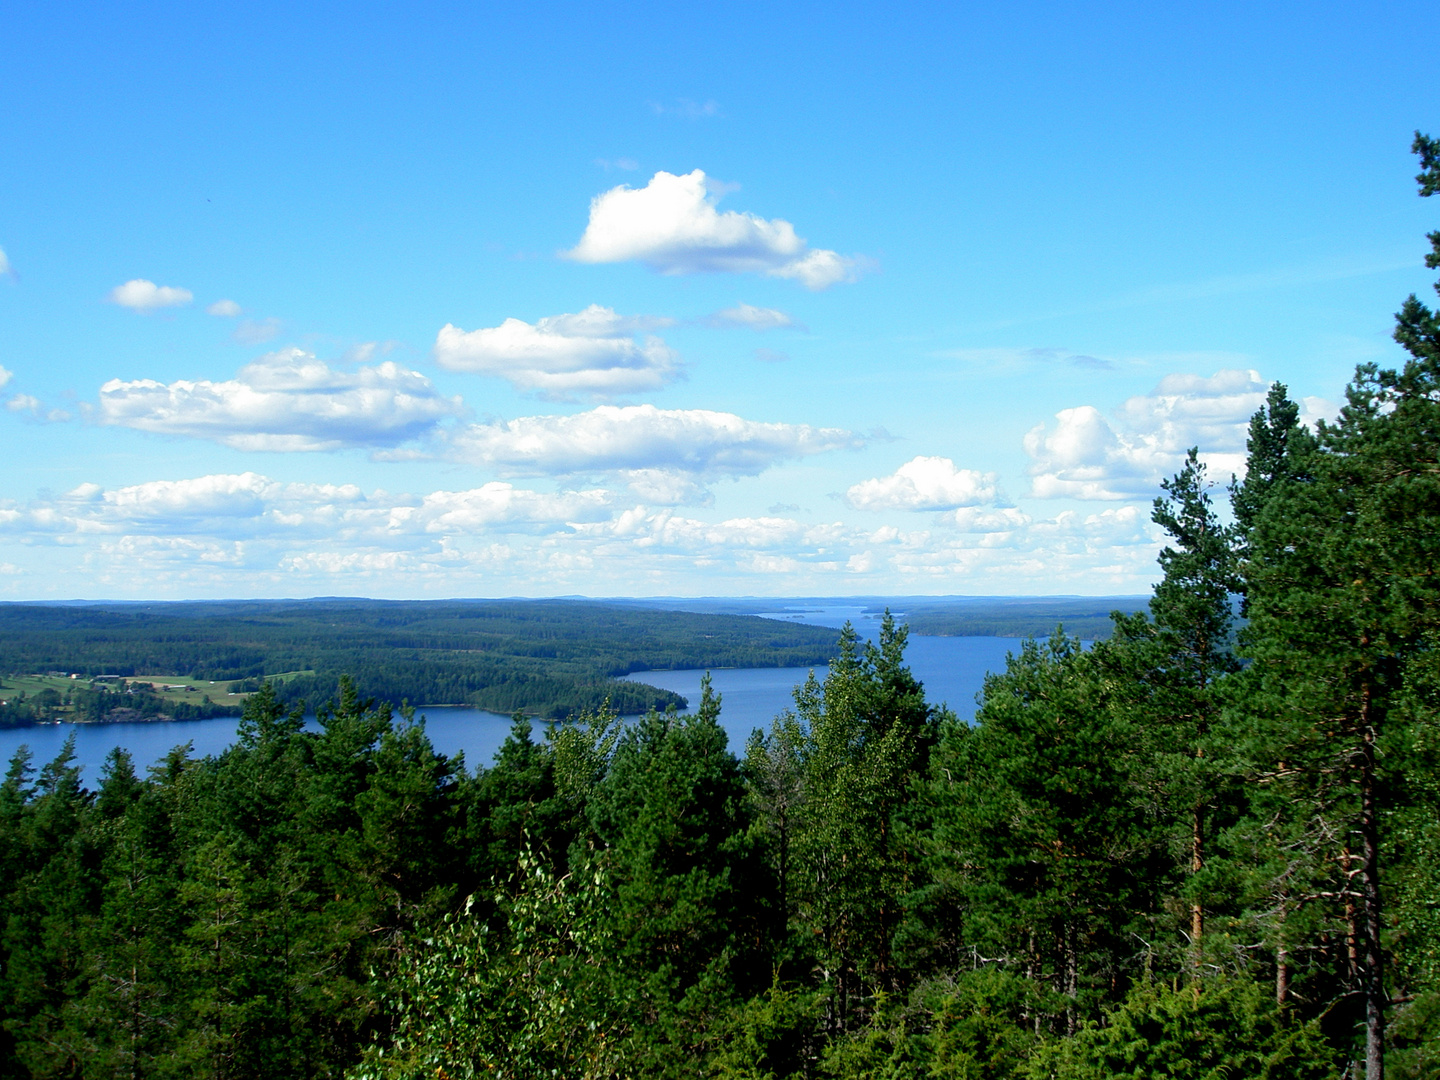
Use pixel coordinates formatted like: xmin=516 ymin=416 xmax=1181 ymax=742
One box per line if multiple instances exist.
xmin=0 ymin=602 xmax=1026 ymax=785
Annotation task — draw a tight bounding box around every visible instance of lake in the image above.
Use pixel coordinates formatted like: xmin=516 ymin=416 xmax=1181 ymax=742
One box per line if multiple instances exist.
xmin=0 ymin=603 xmax=1025 ymax=784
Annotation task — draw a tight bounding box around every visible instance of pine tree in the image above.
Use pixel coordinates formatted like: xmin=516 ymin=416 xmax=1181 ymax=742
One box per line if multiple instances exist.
xmin=928 ymin=633 xmax=1162 ymax=1034
xmin=1230 ymin=133 xmax=1440 ymax=1079
xmin=786 ymin=615 xmax=937 ymax=1031
xmin=1102 ymin=449 xmax=1241 ymax=970
xmin=580 ymin=680 xmax=765 ymax=1071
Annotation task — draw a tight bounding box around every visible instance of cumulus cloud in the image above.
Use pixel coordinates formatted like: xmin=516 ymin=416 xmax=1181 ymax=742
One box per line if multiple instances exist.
xmin=98 ymin=347 xmax=465 ymax=451
xmin=0 ymin=366 xmax=11 ymax=390
xmin=449 ymin=404 xmax=861 ymax=480
xmin=846 ymin=456 xmax=1000 ymax=512
xmin=565 ymin=170 xmax=859 ymax=289
xmin=108 ymin=279 xmax=193 ymax=312
xmin=1025 ymin=369 xmax=1270 ymax=500
xmin=705 ymin=304 xmax=797 ymax=330
xmin=207 ymin=299 xmax=242 ymax=316
xmin=5 ymin=393 xmax=71 ymax=422
xmin=435 ymin=305 xmax=680 ymax=399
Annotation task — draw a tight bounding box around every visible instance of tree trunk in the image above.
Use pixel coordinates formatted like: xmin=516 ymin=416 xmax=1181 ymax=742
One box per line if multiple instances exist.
xmin=1276 ymin=897 xmax=1289 ymax=1007
xmin=1064 ymin=922 xmax=1078 ymax=1037
xmin=1345 ymin=847 xmax=1360 ymax=983
xmin=1360 ymin=708 xmax=1384 ymax=1080
xmin=1191 ymin=805 xmax=1204 ymax=959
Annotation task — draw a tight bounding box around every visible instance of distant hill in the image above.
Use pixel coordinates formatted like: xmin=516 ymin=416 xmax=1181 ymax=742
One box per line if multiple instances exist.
xmin=608 ymin=594 xmax=1153 ymax=640
xmin=0 ymin=599 xmax=840 ymax=719
xmin=872 ymin=596 xmax=1151 ymax=639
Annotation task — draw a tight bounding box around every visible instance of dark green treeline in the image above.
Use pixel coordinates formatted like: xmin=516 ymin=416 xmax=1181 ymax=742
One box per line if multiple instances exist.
xmin=4 ymin=135 xmax=1440 ymax=1078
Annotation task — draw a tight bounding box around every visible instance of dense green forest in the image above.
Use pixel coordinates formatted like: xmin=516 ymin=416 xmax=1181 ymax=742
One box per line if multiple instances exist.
xmin=0 ymin=600 xmax=841 ymax=719
xmin=2 ymin=136 xmax=1440 ymax=1079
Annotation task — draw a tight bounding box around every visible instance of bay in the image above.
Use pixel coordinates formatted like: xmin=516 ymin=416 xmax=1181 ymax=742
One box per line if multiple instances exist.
xmin=0 ymin=603 xmax=1027 ymax=784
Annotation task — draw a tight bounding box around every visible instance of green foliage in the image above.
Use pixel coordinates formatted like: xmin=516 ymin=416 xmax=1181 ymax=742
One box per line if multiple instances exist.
xmin=1026 ymin=977 xmax=1339 ymax=1080
xmin=347 ymin=854 xmax=626 ymax=1080
xmin=819 ymin=970 xmax=1040 ymax=1080
xmin=924 ymin=633 xmax=1166 ymax=1030
xmin=776 ymin=614 xmax=939 ymax=1025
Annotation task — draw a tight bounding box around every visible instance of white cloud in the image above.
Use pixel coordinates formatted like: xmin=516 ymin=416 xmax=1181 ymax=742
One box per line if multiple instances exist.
xmin=651 ymin=98 xmax=722 ymax=119
xmin=1025 ymin=369 xmax=1270 ymax=499
xmin=69 ymin=473 xmax=295 ymax=523
xmin=413 ymin=484 xmax=616 ymax=532
xmin=0 ymin=247 xmax=9 ymax=275
xmin=434 ymin=305 xmax=680 ymax=399
xmin=948 ymin=507 xmax=1032 ymax=533
xmin=207 ymin=299 xmax=242 ymax=317
xmin=0 ymin=366 xmax=11 ymax=389
xmin=572 ymin=508 xmax=839 ymax=552
xmin=280 ymin=550 xmax=422 ymax=575
xmin=0 ymin=467 xmax=1176 ymax=595
xmin=706 ymin=304 xmax=797 ymax=330
xmin=5 ymin=394 xmax=71 ymax=422
xmin=449 ymin=404 xmax=861 ymax=479
xmin=234 ymin=317 xmax=282 ymax=344
xmin=565 ymin=170 xmax=859 ymax=289
xmin=846 ymin=456 xmax=1000 ymax=511
xmin=108 ymin=279 xmax=193 ymax=312
xmin=98 ymin=347 xmax=465 ymax=451
xmin=1301 ymin=395 xmax=1339 ymax=429
xmin=3 ymin=472 xmax=618 ymax=542
xmin=617 ymin=469 xmax=713 ymax=506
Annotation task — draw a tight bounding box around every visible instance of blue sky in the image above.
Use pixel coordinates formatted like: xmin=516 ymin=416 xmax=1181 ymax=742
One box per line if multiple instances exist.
xmin=0 ymin=1 xmax=1436 ymax=598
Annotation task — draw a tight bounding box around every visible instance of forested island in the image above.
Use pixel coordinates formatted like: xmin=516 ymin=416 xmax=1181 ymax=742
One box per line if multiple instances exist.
xmin=0 ymin=600 xmax=843 ymax=723
xmin=2 ymin=137 xmax=1439 ymax=1079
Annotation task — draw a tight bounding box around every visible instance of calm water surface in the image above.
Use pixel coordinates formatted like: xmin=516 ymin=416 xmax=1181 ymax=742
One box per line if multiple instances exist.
xmin=0 ymin=603 xmax=1025 ymax=783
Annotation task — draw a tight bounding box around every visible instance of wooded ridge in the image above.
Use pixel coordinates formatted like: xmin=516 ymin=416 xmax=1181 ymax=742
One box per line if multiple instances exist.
xmin=0 ymin=599 xmax=842 ymax=720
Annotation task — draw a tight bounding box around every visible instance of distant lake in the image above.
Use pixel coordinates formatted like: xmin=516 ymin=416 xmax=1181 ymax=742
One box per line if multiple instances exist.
xmin=0 ymin=603 xmax=1025 ymax=784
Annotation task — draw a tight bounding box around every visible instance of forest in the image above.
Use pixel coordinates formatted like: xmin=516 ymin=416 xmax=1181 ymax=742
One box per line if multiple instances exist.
xmin=0 ymin=600 xmax=842 ymax=720
xmin=894 ymin=597 xmax=1151 ymax=641
xmin=1 ymin=136 xmax=1439 ymax=1079
xmin=612 ymin=597 xmax=1155 ymax=642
